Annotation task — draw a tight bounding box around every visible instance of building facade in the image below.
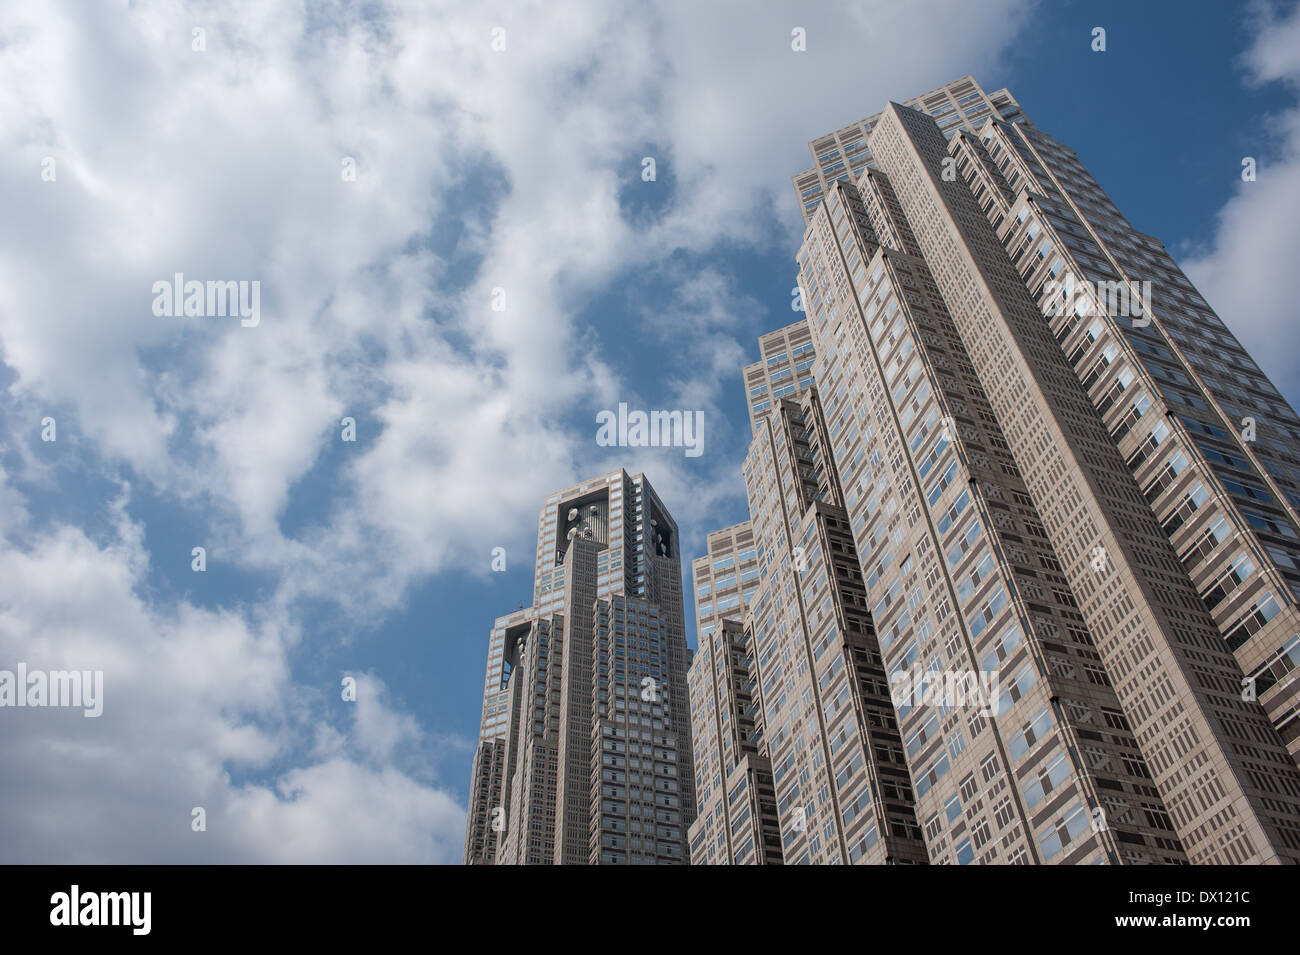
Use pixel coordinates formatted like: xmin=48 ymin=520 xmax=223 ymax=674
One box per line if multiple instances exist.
xmin=689 ymin=77 xmax=1300 ymax=864
xmin=464 ymin=470 xmax=696 ymax=864
xmin=686 ymin=523 xmax=784 ymax=864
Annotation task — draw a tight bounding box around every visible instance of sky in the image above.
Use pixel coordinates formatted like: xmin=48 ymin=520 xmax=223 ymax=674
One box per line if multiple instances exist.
xmin=1 ymin=0 xmax=1298 ymax=863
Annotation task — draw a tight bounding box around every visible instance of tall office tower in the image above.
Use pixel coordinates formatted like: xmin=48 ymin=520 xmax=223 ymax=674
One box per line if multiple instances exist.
xmin=463 ymin=469 xmax=697 ymax=864
xmin=686 ymin=75 xmax=1300 ymax=864
xmin=686 ymin=523 xmax=784 ymax=864
xmin=778 ymin=83 xmax=1300 ymax=863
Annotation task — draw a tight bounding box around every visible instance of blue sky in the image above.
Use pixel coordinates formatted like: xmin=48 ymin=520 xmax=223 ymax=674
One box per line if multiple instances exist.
xmin=2 ymin=0 xmax=1298 ymax=863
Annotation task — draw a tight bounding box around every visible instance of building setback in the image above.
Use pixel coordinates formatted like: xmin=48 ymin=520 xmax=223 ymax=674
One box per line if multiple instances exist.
xmin=688 ymin=76 xmax=1300 ymax=864
xmin=687 ymin=522 xmax=784 ymax=864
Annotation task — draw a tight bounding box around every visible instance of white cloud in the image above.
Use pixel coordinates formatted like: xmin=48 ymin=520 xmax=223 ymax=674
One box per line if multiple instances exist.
xmin=0 ymin=0 xmax=1033 ymax=606
xmin=221 ymin=760 xmax=464 ymax=865
xmin=1182 ymin=2 xmax=1300 ymax=403
xmin=0 ymin=475 xmax=465 ymax=863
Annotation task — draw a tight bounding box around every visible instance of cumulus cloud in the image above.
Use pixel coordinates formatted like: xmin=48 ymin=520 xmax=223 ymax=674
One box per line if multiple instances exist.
xmin=0 ymin=0 xmax=1032 ymax=604
xmin=0 ymin=475 xmax=465 ymax=862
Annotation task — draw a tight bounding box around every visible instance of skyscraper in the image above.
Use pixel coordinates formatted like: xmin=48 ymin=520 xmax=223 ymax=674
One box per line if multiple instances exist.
xmin=689 ymin=76 xmax=1300 ymax=864
xmin=464 ymin=469 xmax=696 ymax=864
